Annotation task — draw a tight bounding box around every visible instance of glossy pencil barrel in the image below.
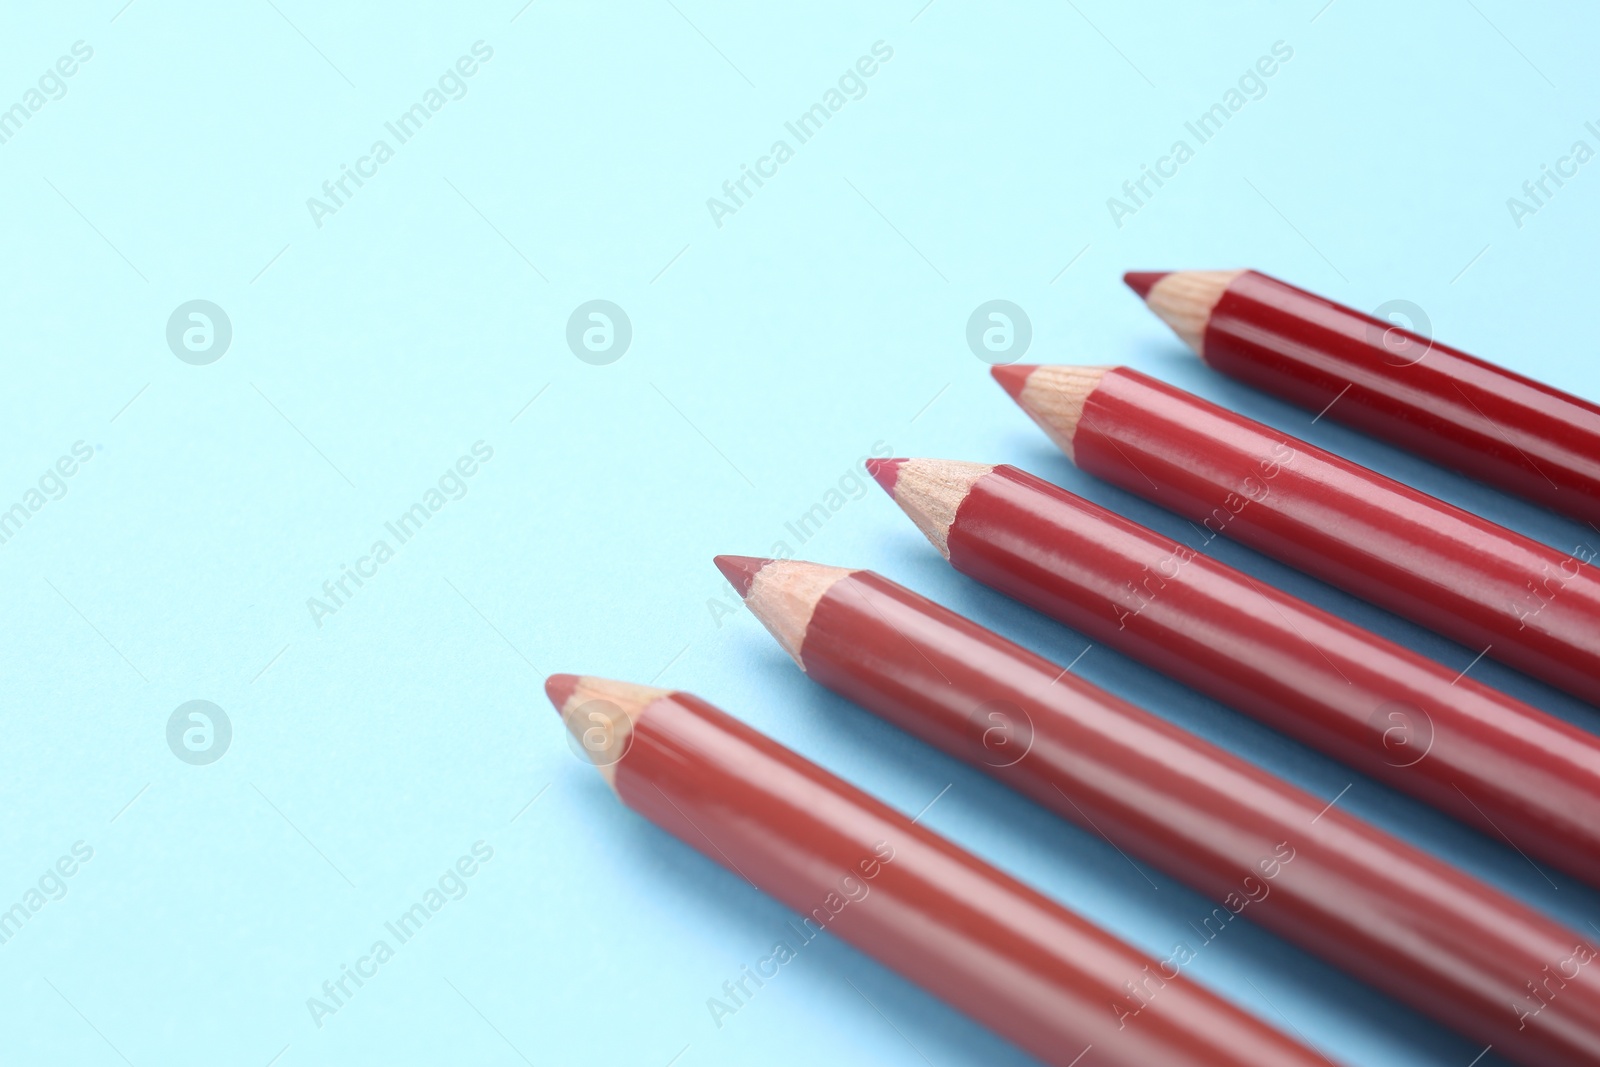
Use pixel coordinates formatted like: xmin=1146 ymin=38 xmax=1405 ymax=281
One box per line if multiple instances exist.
xmin=941 ymin=465 xmax=1600 ymax=889
xmin=1202 ymin=270 xmax=1600 ymax=526
xmin=1067 ymin=367 xmax=1600 ymax=705
xmin=794 ymin=568 xmax=1600 ymax=1066
xmin=617 ymin=690 xmax=1335 ymax=1067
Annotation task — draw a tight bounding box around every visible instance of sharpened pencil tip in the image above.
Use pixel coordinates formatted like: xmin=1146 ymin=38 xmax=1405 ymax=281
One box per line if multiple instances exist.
xmin=866 ymin=457 xmax=905 ymax=495
xmin=990 ymin=364 xmax=1036 ymax=402
xmin=544 ymin=673 xmax=579 ymax=712
xmin=714 ymin=555 xmax=771 ymax=598
xmin=1123 ymin=271 xmax=1170 ymax=300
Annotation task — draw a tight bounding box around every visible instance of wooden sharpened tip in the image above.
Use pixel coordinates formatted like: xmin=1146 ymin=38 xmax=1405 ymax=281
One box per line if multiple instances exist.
xmin=544 ymin=673 xmax=669 ymax=786
xmin=1127 ymin=270 xmax=1243 ymax=356
xmin=991 ymin=365 xmax=1112 ymax=463
xmin=717 ymin=556 xmax=855 ymax=667
xmin=866 ymin=458 xmax=992 ymax=559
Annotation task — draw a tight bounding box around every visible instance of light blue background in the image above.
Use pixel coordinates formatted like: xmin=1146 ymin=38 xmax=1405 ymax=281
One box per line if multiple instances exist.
xmin=3 ymin=2 xmax=1597 ymax=1064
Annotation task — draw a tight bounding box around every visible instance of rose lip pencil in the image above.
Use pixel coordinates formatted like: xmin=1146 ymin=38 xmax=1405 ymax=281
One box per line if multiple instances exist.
xmin=866 ymin=458 xmax=1600 ymax=890
xmin=1125 ymin=269 xmax=1600 ymax=526
xmin=545 ymin=673 xmax=1339 ymax=1067
xmin=714 ymin=554 xmax=1600 ymax=1067
xmin=991 ymin=363 xmax=1600 ymax=706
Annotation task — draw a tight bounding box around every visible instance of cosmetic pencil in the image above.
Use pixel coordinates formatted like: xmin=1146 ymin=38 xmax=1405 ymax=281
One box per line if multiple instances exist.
xmin=866 ymin=458 xmax=1600 ymax=889
xmin=546 ymin=673 xmax=1337 ymax=1067
xmin=715 ymin=554 xmax=1600 ymax=1067
xmin=1125 ymin=269 xmax=1600 ymax=526
xmin=992 ymin=363 xmax=1600 ymax=706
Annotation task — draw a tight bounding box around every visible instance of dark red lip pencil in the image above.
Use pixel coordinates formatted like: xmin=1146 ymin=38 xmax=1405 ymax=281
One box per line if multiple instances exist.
xmin=992 ymin=363 xmax=1600 ymax=706
xmin=546 ymin=673 xmax=1340 ymax=1067
xmin=1125 ymin=269 xmax=1600 ymax=527
xmin=715 ymin=554 xmax=1600 ymax=1067
xmin=867 ymin=458 xmax=1600 ymax=890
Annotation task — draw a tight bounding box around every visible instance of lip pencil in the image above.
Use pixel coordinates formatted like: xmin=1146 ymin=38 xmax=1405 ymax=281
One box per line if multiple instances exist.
xmin=992 ymin=363 xmax=1600 ymax=706
xmin=1125 ymin=269 xmax=1600 ymax=527
xmin=545 ymin=673 xmax=1338 ymax=1067
xmin=715 ymin=554 xmax=1600 ymax=1067
xmin=865 ymin=458 xmax=1600 ymax=889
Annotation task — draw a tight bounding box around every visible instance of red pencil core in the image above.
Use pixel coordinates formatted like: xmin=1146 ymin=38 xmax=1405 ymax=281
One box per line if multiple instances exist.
xmin=989 ymin=363 xmax=1036 ymax=402
xmin=543 ymin=673 xmax=578 ymax=711
xmin=712 ymin=554 xmax=770 ymax=598
xmin=1122 ymin=271 xmax=1170 ymax=299
xmin=865 ymin=457 xmax=905 ymax=494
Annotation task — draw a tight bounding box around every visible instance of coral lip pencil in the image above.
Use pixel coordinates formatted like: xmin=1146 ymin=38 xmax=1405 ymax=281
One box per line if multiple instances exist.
xmin=1125 ymin=269 xmax=1600 ymax=527
xmin=715 ymin=554 xmax=1600 ymax=1067
xmin=866 ymin=458 xmax=1600 ymax=891
xmin=545 ymin=673 xmax=1339 ymax=1067
xmin=992 ymin=363 xmax=1600 ymax=706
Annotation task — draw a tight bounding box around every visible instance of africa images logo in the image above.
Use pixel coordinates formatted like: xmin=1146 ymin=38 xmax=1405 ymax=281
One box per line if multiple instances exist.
xmin=166 ymin=300 xmax=232 ymax=365
xmin=167 ymin=701 xmax=232 ymax=766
